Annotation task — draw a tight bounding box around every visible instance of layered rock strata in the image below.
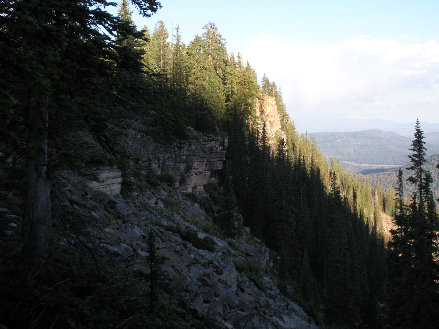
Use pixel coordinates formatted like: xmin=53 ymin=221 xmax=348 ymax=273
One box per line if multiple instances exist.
xmin=123 ymin=121 xmax=227 ymax=194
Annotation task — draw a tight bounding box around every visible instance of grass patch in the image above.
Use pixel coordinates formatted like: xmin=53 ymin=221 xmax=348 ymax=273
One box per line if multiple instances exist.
xmin=233 ymin=259 xmax=266 ymax=291
xmin=163 ymin=224 xmax=216 ymax=252
xmin=199 ymin=221 xmax=224 ymax=240
xmin=235 ymin=249 xmax=246 ymax=257
xmin=161 ymin=197 xmax=180 ymax=213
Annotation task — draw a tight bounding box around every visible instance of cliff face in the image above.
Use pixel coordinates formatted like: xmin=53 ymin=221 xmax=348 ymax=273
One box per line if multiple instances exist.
xmin=86 ymin=94 xmax=284 ymax=198
xmin=123 ymin=120 xmax=227 ymax=194
xmin=83 ymin=94 xmax=285 ymax=197
xmin=256 ymin=94 xmax=286 ymax=147
xmin=86 ymin=168 xmax=123 ymax=195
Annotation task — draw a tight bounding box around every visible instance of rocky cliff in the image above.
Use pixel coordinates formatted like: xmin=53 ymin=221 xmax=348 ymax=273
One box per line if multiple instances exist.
xmin=86 ymin=167 xmax=123 ymax=195
xmin=256 ymin=94 xmax=286 ymax=147
xmin=49 ymin=114 xmax=315 ymax=328
xmin=123 ymin=120 xmax=227 ymax=194
xmin=90 ymin=95 xmax=283 ymax=197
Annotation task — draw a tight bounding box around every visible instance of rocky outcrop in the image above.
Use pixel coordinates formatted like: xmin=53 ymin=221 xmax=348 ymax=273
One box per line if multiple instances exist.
xmin=119 ymin=97 xmax=283 ymax=195
xmin=86 ymin=167 xmax=122 ymax=195
xmin=123 ymin=121 xmax=227 ymax=194
xmin=171 ymin=133 xmax=227 ymax=193
xmin=53 ymin=170 xmax=318 ymax=329
xmin=256 ymin=94 xmax=286 ymax=146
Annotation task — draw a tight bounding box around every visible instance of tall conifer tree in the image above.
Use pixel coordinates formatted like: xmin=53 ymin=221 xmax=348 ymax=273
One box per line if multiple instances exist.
xmin=388 ymin=120 xmax=439 ymax=328
xmin=1 ymin=0 xmax=160 ymax=266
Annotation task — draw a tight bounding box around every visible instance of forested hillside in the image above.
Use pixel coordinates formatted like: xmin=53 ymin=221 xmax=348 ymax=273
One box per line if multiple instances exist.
xmin=1 ymin=1 xmax=438 ymax=328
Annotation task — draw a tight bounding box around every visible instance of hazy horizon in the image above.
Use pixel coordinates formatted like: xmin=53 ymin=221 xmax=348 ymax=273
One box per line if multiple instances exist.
xmin=297 ymin=117 xmax=439 ymax=135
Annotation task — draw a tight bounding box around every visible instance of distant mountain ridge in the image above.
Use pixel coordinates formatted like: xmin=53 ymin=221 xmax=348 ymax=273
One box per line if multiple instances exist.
xmin=426 ymin=132 xmax=439 ymax=146
xmin=300 ymin=118 xmax=439 ymax=136
xmin=361 ymin=154 xmax=439 ymax=201
xmin=310 ymin=129 xmax=439 ymax=171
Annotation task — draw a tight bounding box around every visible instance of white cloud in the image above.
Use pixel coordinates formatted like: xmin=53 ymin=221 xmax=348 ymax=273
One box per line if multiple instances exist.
xmin=242 ymin=35 xmax=439 ymax=131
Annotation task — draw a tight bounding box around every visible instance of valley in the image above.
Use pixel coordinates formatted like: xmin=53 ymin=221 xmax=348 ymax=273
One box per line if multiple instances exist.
xmin=311 ymin=129 xmax=439 ymax=199
xmin=311 ymin=128 xmax=439 ymax=174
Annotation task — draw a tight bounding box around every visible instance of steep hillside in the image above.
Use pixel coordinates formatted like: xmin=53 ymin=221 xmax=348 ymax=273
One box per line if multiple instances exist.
xmin=0 ymin=102 xmax=319 ymax=328
xmin=0 ymin=2 xmax=403 ymax=329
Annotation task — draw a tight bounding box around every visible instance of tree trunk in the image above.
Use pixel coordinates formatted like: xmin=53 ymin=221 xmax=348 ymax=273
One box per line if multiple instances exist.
xmin=23 ymin=89 xmax=52 ymax=266
xmin=22 ymin=10 xmax=52 ymax=266
xmin=160 ymin=43 xmax=163 ymax=74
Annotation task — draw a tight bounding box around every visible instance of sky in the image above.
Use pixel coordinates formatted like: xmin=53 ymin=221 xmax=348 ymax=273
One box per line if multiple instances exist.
xmin=113 ymin=0 xmax=439 ymax=134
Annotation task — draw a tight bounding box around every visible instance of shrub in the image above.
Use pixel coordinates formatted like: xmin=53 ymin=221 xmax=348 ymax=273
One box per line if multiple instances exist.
xmin=158 ymin=172 xmax=175 ymax=187
xmin=62 ymin=130 xmax=114 ymax=168
xmin=233 ymin=259 xmax=266 ymax=291
xmin=164 ymin=224 xmax=216 ymax=252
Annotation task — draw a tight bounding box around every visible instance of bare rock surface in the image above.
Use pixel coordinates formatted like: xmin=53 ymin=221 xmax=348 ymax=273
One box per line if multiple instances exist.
xmin=256 ymin=94 xmax=286 ymax=146
xmin=54 ymin=169 xmax=317 ymax=329
xmin=122 ymin=122 xmax=227 ymax=193
xmin=86 ymin=167 xmax=122 ymax=195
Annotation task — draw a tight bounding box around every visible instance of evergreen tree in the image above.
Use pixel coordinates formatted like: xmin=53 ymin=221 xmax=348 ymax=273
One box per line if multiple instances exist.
xmin=202 ymin=22 xmax=228 ymax=79
xmin=171 ymin=26 xmax=188 ymax=91
xmin=186 ymin=23 xmax=227 ymax=123
xmin=145 ymin=21 xmax=170 ymax=75
xmin=118 ymin=0 xmax=134 ymax=24
xmin=407 ymin=119 xmax=427 ymax=207
xmin=185 ymin=35 xmax=217 ymax=131
xmin=217 ymin=167 xmax=241 ymax=237
xmin=1 ymin=0 xmax=160 ymax=266
xmin=387 ymin=121 xmax=439 ymax=328
xmin=114 ymin=0 xmax=151 ymax=111
xmin=229 ymin=60 xmax=258 ymax=123
xmin=147 ymin=228 xmax=161 ymax=313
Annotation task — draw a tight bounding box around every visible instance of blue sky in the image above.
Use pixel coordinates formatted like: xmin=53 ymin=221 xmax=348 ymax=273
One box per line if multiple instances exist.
xmin=112 ymin=0 xmax=439 ymax=133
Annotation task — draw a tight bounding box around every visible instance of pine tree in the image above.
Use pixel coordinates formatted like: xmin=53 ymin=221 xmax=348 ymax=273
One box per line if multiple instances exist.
xmin=116 ymin=0 xmax=138 ymax=52
xmin=407 ymin=119 xmax=427 ymax=207
xmin=387 ymin=168 xmax=411 ymax=327
xmin=202 ymin=22 xmax=228 ymax=79
xmin=218 ymin=167 xmax=241 ymax=237
xmin=114 ymin=0 xmax=152 ymax=110
xmin=145 ymin=21 xmax=170 ymax=75
xmin=186 ymin=23 xmax=227 ymax=123
xmin=118 ymin=0 xmax=134 ymax=24
xmin=1 ymin=0 xmax=160 ymax=266
xmin=171 ymin=26 xmax=188 ymax=91
xmin=146 ymin=228 xmax=162 ymax=313
xmin=387 ymin=121 xmax=439 ymax=328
